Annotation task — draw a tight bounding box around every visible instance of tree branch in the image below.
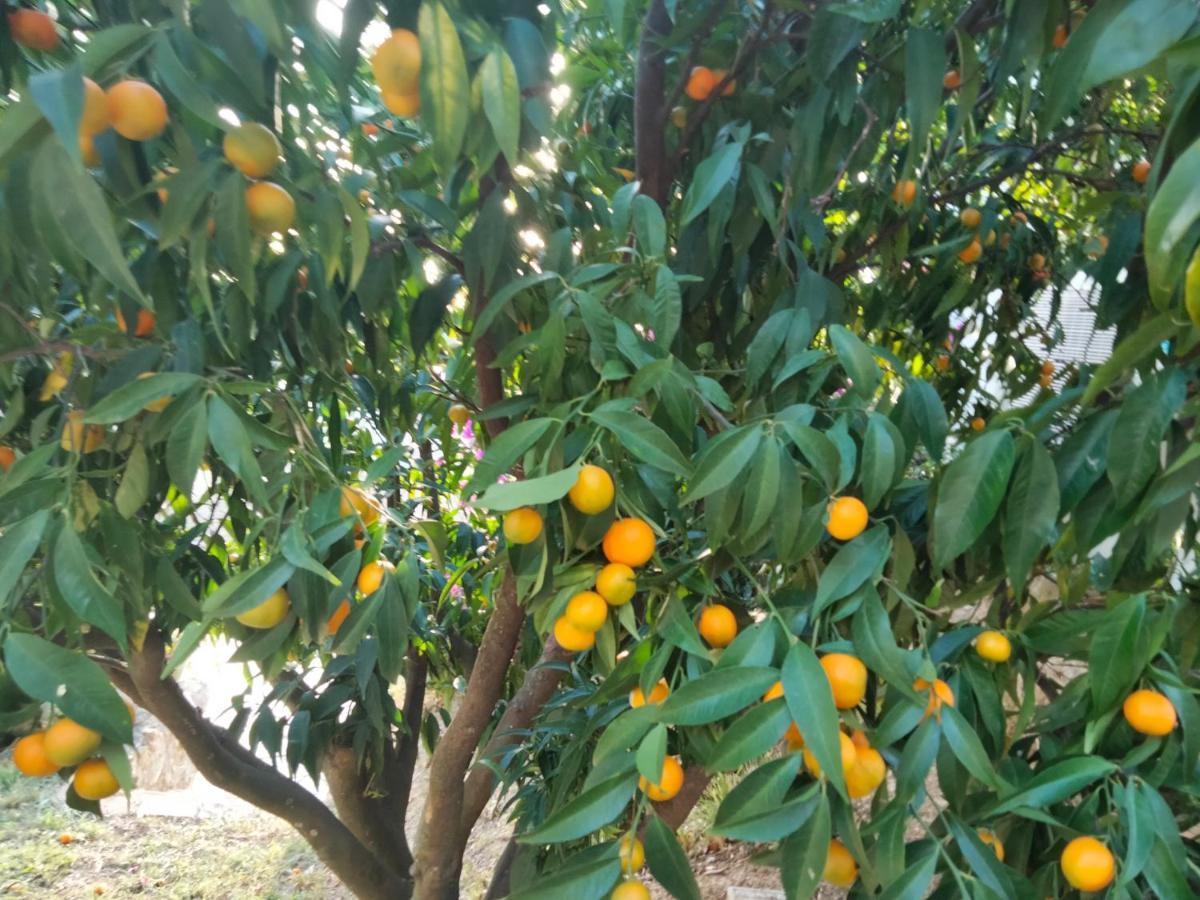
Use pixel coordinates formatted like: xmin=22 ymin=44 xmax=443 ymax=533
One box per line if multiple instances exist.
xmin=124 ymin=630 xmax=410 ymax=900
xmin=649 ymin=764 xmax=712 ymax=830
xmin=634 ymin=0 xmax=674 ymax=206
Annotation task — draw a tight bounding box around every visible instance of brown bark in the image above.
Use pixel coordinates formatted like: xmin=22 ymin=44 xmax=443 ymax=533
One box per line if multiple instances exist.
xmin=650 ymin=764 xmax=713 ymax=830
xmin=634 ymin=0 xmax=673 ymax=206
xmin=122 ymin=631 xmax=410 ymax=900
xmin=323 ymin=745 xmax=412 ymax=874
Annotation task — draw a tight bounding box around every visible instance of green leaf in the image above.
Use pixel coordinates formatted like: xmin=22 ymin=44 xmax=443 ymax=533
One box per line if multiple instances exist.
xmin=894 ymin=715 xmax=941 ymax=804
xmin=202 ymin=557 xmax=295 ymax=618
xmin=159 ymin=159 xmax=224 ymax=249
xmin=29 ymin=63 xmax=84 ymax=168
xmin=814 ymin=525 xmax=890 ymax=616
xmin=779 ymin=421 xmax=840 ymax=491
xmin=707 ymin=698 xmax=791 ymax=771
xmin=466 ymin=418 xmax=554 ymax=495
xmin=508 ymin=851 xmax=621 ymax=900
xmin=651 ymin=265 xmax=682 ymax=347
xmin=643 ymin=817 xmax=701 ymax=900
xmin=472 ymin=463 xmax=581 ymax=512
xmin=861 ymin=413 xmax=897 ymax=509
xmin=633 ymin=196 xmax=667 ymax=258
xmin=207 ymin=396 xmax=267 ymax=505
xmin=1106 ymin=372 xmax=1186 ymax=507
xmin=409 ymin=275 xmax=460 ymax=359
xmin=828 ymin=325 xmax=880 ymax=395
xmin=984 ymin=756 xmax=1116 ymax=817
xmin=154 ymin=32 xmax=224 ymax=129
xmin=474 ymin=272 xmax=559 ymax=340
xmin=740 ymin=438 xmax=783 ymax=537
xmin=780 ymin=793 xmax=831 ymax=900
xmin=0 ymin=511 xmax=49 ymax=609
xmin=879 ymin=848 xmax=937 ymax=900
xmin=1146 ymin=135 xmax=1200 ymax=308
xmin=115 ymin=441 xmax=150 ymax=519
xmin=338 ymin=186 xmax=369 ymax=293
xmin=657 ymin=667 xmax=778 ymax=726
xmin=745 ymin=311 xmax=791 ymax=387
xmin=635 ymin=723 xmax=667 ymax=784
xmin=851 ymin=590 xmax=922 ymax=707
xmin=1081 ymin=0 xmax=1196 ymax=94
xmin=905 ymin=28 xmax=946 ymax=158
xmin=54 ymin=523 xmax=127 ymax=647
xmin=712 ymin=755 xmax=801 ymax=833
xmin=34 ymin=139 xmax=146 ymax=304
xmin=167 ymin=399 xmax=208 ymax=496
xmin=85 ymin=374 xmax=201 ymax=424
xmin=684 ymin=426 xmax=762 ymax=503
xmin=589 ymin=408 xmax=691 ymax=476
xmin=419 ymin=1 xmax=470 ymax=173
xmin=828 ymin=0 xmax=899 ymax=21
xmin=900 ymin=378 xmax=948 ymax=461
xmin=932 ymin=431 xmax=1015 ymax=569
xmin=517 ymin=771 xmax=636 ymax=844
xmin=1089 ymin=596 xmax=1145 ymax=714
xmin=945 ymin=813 xmax=1017 ymax=897
xmin=940 ymin=705 xmax=1007 ymax=790
xmin=1056 ymin=410 xmax=1117 ymax=510
xmin=481 ymin=46 xmax=521 ymax=165
xmin=1082 ymin=314 xmax=1177 ymax=405
xmin=781 ymin=642 xmax=846 ymax=797
xmin=1002 ymin=438 xmax=1059 ymax=594
xmin=215 ymin=173 xmax=255 ymax=304
xmin=3 ymin=634 xmax=132 ymax=744
xmin=680 ymin=142 xmax=743 ymax=226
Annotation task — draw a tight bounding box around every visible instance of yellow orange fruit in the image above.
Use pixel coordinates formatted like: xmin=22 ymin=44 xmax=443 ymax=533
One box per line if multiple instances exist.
xmin=975 ymin=630 xmax=1012 ymax=663
xmin=960 ymin=207 xmax=981 ymax=229
xmin=106 ymin=81 xmax=168 ymax=141
xmin=958 ymin=240 xmax=983 ymax=264
xmin=711 ymin=69 xmax=736 ymax=96
xmin=785 ymin=722 xmax=805 ymax=751
xmin=943 ymin=69 xmax=962 ymax=90
xmin=567 ymin=464 xmax=614 ymax=515
xmin=846 ymin=746 xmax=886 ymax=798
xmin=245 ymin=181 xmax=296 ymax=235
xmin=611 ymin=881 xmax=651 ymax=900
xmin=12 ymin=733 xmax=61 ymax=776
xmin=340 ymin=486 xmax=382 ymax=527
xmin=73 ymin=758 xmax=120 ymax=801
xmin=371 ymin=29 xmax=421 ymax=96
xmin=43 ymin=719 xmax=103 ymax=767
xmin=602 ymin=518 xmax=655 ymax=567
xmin=978 ymin=829 xmax=1005 ymax=861
xmin=553 ymin=616 xmax=595 ymax=652
xmin=804 ymin=732 xmax=857 ymax=778
xmin=357 ymin=560 xmax=395 ymax=597
xmin=685 ymin=66 xmax=717 ymax=101
xmin=638 ymin=754 xmax=684 ymax=801
xmin=1123 ymin=689 xmax=1177 ymax=736
xmin=1132 ymin=160 xmax=1151 ymax=184
xmin=892 ymin=179 xmax=917 ymax=207
xmin=1052 ymin=24 xmax=1068 ymax=49
xmin=1040 ymin=359 xmax=1055 ymax=376
xmin=235 ymin=588 xmax=291 ymax=629
xmin=116 ymin=307 xmax=156 ymax=337
xmin=503 ymin=507 xmax=543 ymax=544
xmin=0 ymin=445 xmax=15 ymax=472
xmin=326 ymin=599 xmax=352 ymax=635
xmin=61 ymin=410 xmax=105 ymax=454
xmin=970 ymin=417 xmax=985 ymax=431
xmin=698 ymin=604 xmax=737 ymax=648
xmin=80 ymin=78 xmax=110 ymax=136
xmin=448 ymin=403 xmax=470 ymax=426
xmin=383 ymin=89 xmax=421 ymax=118
xmin=762 ymin=681 xmax=784 ymax=702
xmin=826 ymin=496 xmax=868 ymax=541
xmin=80 ymin=134 xmax=100 ymax=167
xmin=629 ymin=679 xmax=670 ymax=708
xmin=361 ymin=122 xmax=379 ymax=137
xmin=823 ymin=839 xmax=858 ymax=887
xmin=564 ymin=590 xmax=608 ymax=632
xmin=935 ymin=352 xmax=951 ymax=372
xmin=820 ymin=653 xmax=868 ymax=710
xmin=915 ymin=677 xmax=955 ymax=718
xmin=596 ymin=563 xmax=636 ymax=606
xmin=618 ymin=834 xmax=645 ymax=873
xmin=1060 ymin=836 xmax=1115 ymax=892
xmin=223 ymin=122 xmax=283 ymax=178
xmin=8 ymin=9 xmax=58 ymax=51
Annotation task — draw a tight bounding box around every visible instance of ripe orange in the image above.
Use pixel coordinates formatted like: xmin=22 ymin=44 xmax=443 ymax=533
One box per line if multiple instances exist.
xmin=382 ymin=89 xmax=421 ymax=118
xmin=0 ymin=445 xmax=15 ymax=472
xmin=611 ymin=881 xmax=651 ymax=900
xmin=137 ymin=373 xmax=172 ymax=413
xmin=448 ymin=403 xmax=470 ymax=426
xmin=826 ymin=496 xmax=868 ymax=541
xmin=1039 ymin=372 xmax=1053 ymax=389
xmin=236 ymin=588 xmax=290 ymax=629
xmin=80 ymin=134 xmax=100 ymax=167
xmin=958 ymin=240 xmax=982 ymax=264
xmin=943 ymin=69 xmax=962 ymax=90
xmin=820 ymin=653 xmax=868 ymax=709
xmin=553 ymin=616 xmax=595 ymax=652
xmin=638 ymin=754 xmax=683 ymax=801
xmin=326 ymin=599 xmax=352 ymax=635
xmin=618 ymin=834 xmax=645 ymax=873
xmin=1040 ymin=359 xmax=1054 ymax=376
xmin=1132 ymin=160 xmax=1151 ymax=184
xmin=602 ymin=518 xmax=655 ymax=567
xmin=1052 ymin=24 xmax=1068 ymax=49
xmin=371 ymin=29 xmax=421 ymax=96
xmin=223 ymin=122 xmax=283 ymax=178
xmin=784 ymin=722 xmax=804 ymax=751
xmin=845 ymin=746 xmax=886 ymax=798
xmin=975 ymin=630 xmax=1012 ymax=663
xmin=245 ymin=182 xmax=296 ymax=235
xmin=340 ymin=486 xmax=382 ymax=527
xmin=43 ymin=719 xmax=103 ymax=767
xmin=357 ymin=560 xmax=395 ymax=597
xmin=106 ymin=81 xmax=168 ymax=141
xmin=1122 ymin=689 xmax=1177 ymax=736
xmin=970 ymin=417 xmax=985 ymax=432
xmin=361 ymin=122 xmax=379 ymax=137
xmin=891 ymin=179 xmax=917 ymax=207
xmin=978 ymin=829 xmax=1005 ymax=861
xmin=850 ymin=729 xmax=870 ymax=751
xmin=698 ymin=604 xmax=737 ymax=648
xmin=596 ymin=562 xmax=636 ymax=606
xmin=960 ymin=207 xmax=981 ymax=229
xmin=762 ymin=681 xmax=784 ymax=702
xmin=61 ymin=410 xmax=105 ymax=454
xmin=116 ymin=307 xmax=156 ymax=337
xmin=823 ymin=839 xmax=858 ymax=887
xmin=80 ymin=78 xmax=110 ymax=136
xmin=914 ymin=677 xmax=955 ymax=718
xmin=503 ymin=507 xmax=543 ymax=544
xmin=565 ymin=591 xmax=608 ymax=632
xmin=711 ymin=69 xmax=736 ymax=96
xmin=685 ymin=66 xmax=717 ymax=101
xmin=567 ymin=464 xmax=614 ymax=515
xmin=629 ymin=679 xmax=669 ymax=708
xmin=12 ymin=733 xmax=61 ymax=776
xmin=58 ymin=834 xmax=74 ymax=845
xmin=1060 ymin=836 xmax=1115 ymax=892
xmin=8 ymin=9 xmax=58 ymax=50
xmin=73 ymin=758 xmax=120 ymax=801
xmin=803 ymin=731 xmax=856 ymax=778
xmin=934 ymin=352 xmax=951 ymax=372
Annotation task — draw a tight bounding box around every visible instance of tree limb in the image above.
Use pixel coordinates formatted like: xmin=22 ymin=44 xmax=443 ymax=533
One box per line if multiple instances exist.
xmin=634 ymin=0 xmax=674 ymax=206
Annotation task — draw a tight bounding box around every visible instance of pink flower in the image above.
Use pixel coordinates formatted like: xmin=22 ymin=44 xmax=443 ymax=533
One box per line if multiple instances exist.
xmin=450 ymin=584 xmax=465 ymax=599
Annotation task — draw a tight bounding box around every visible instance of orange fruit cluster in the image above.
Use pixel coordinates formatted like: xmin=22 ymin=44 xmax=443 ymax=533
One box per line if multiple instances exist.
xmin=12 ymin=717 xmax=124 ymax=802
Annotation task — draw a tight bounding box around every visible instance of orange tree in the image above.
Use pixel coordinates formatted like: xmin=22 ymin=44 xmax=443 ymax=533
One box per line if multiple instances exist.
xmin=0 ymin=1 xmax=1198 ymax=898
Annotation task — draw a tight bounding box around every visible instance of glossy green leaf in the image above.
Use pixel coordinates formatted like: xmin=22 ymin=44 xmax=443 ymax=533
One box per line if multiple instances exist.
xmin=1002 ymin=438 xmax=1059 ymax=594
xmin=779 ymin=793 xmax=831 ymax=900
xmin=86 ymin=374 xmax=201 ymax=424
xmin=465 ymin=418 xmax=554 ymax=495
xmin=589 ymin=408 xmax=690 ymax=476
xmin=1106 ymin=371 xmax=1186 ymax=507
xmin=861 ymin=413 xmax=897 ymax=509
xmin=28 ymin=63 xmax=84 ymax=168
xmin=472 ymin=462 xmax=581 ymax=512
xmin=707 ymin=698 xmax=791 ymax=772
xmin=905 ymin=28 xmax=946 ymax=158
xmin=54 ymin=522 xmax=127 ymax=646
xmin=985 ymin=756 xmax=1116 ymax=817
xmin=813 ymin=524 xmax=890 ymax=616
xmin=828 ymin=324 xmax=880 ymax=395
xmin=517 ymin=771 xmax=636 ymax=844
xmin=481 ymin=46 xmax=521 ymax=165
xmin=657 ymin=666 xmax=778 ymax=726
xmin=781 ymin=642 xmax=846 ymax=797
xmin=0 ymin=510 xmax=49 ymax=610
xmin=940 ymin=705 xmax=1007 ymax=790
xmin=684 ymin=425 xmax=762 ymax=504
xmin=680 ymin=142 xmax=743 ymax=226
xmin=635 ymin=723 xmax=667 ymax=784
xmin=932 ymin=431 xmax=1015 ymax=569
xmin=1089 ymin=596 xmax=1145 ymax=713
xmin=419 ymin=1 xmax=470 ymax=172
xmin=643 ymin=816 xmax=701 ymax=900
